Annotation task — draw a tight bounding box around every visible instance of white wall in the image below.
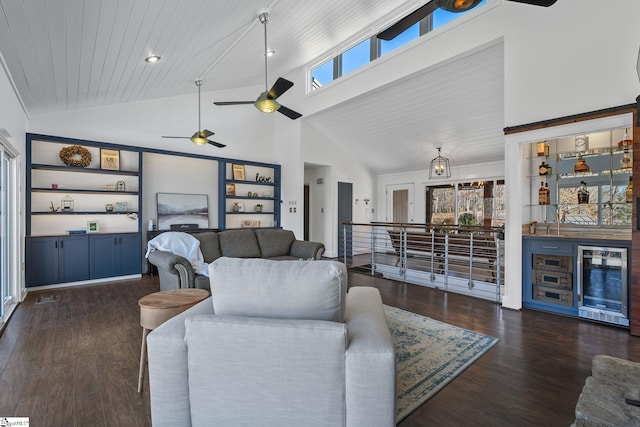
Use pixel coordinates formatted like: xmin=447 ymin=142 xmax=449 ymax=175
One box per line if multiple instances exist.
xmin=142 ymin=152 xmax=219 ymax=230
xmin=299 ymin=0 xmax=640 ymax=124
xmin=376 ymin=160 xmax=505 ymax=224
xmin=301 ymin=122 xmax=376 ymax=257
xmin=28 ymin=84 xmax=278 ymax=163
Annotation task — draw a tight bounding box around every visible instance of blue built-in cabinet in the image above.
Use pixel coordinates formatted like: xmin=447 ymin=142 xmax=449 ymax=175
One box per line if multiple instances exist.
xmin=523 ymin=236 xmax=578 ymax=317
xmin=522 ymin=235 xmax=631 ymax=320
xmin=89 ymin=233 xmax=142 ymax=279
xmin=25 ymin=235 xmax=90 ymax=287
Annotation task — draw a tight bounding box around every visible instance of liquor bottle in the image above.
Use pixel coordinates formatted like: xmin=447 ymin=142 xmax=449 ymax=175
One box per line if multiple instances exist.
xmin=538 ymin=161 xmax=551 ymax=176
xmin=538 ymin=182 xmax=546 ymax=204
xmin=577 ymin=181 xmax=589 ymax=204
xmin=626 ymin=176 xmax=633 ymax=203
xmin=536 ymin=141 xmax=550 ymax=157
xmin=620 ymin=147 xmax=632 ymax=170
xmin=544 ymin=182 xmax=551 ymax=205
xmin=538 ymin=182 xmax=550 ymax=205
xmin=574 ymin=155 xmax=590 ymax=173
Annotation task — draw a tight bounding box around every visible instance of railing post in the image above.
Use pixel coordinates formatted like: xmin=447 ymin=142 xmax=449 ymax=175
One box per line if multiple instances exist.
xmin=468 ymin=232 xmax=475 ymax=290
xmin=495 ymin=234 xmax=501 ymax=303
xmin=430 ymin=229 xmax=436 ymax=282
xmin=370 ymin=225 xmax=375 ymax=276
xmin=400 ymin=227 xmax=407 ymax=279
xmin=444 ymin=231 xmax=449 ymax=292
xmin=342 ymin=223 xmax=347 ymax=266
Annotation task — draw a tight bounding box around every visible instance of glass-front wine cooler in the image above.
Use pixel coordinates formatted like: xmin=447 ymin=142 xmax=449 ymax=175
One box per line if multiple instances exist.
xmin=577 ymin=246 xmax=628 ymax=327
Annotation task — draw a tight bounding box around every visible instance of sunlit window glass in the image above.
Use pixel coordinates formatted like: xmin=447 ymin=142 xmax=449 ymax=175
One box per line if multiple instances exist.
xmin=341 ymin=39 xmax=371 ymax=76
xmin=311 ymin=59 xmax=335 ymax=90
xmin=380 ymin=23 xmax=419 ymax=56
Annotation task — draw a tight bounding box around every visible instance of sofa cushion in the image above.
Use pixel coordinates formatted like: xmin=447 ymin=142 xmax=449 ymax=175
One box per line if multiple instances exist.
xmin=193 ymin=232 xmax=222 ymax=263
xmin=209 ymin=257 xmax=347 ymax=322
xmin=217 ymin=229 xmax=261 ymax=258
xmin=254 ymin=229 xmax=295 ymax=258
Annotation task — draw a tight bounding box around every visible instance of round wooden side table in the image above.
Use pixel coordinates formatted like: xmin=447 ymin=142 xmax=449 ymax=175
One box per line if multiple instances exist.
xmin=137 ymin=288 xmax=209 ymax=392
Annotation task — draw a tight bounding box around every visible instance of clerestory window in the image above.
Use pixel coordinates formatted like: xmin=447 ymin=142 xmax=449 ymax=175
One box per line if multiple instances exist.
xmin=310 ymin=1 xmax=486 ymax=90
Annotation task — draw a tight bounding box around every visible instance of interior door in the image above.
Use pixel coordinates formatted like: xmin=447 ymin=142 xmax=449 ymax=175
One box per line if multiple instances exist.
xmin=386 ymin=184 xmax=415 ymax=223
xmin=337 ymin=182 xmax=353 ymax=259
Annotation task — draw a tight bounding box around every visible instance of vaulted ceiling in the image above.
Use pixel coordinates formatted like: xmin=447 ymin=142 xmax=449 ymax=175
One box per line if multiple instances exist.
xmin=0 ymin=0 xmax=506 ymax=174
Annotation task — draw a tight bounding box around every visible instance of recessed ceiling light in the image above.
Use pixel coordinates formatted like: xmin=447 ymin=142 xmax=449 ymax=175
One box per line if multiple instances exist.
xmin=266 ymin=50 xmax=276 ymax=57
xmin=145 ymin=55 xmax=161 ymax=63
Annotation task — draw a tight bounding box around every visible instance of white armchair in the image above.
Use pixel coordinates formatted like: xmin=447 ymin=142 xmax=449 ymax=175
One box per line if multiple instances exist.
xmin=147 ymin=257 xmax=396 ymax=427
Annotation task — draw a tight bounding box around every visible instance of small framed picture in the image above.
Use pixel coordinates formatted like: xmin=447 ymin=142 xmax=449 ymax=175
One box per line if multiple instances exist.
xmin=232 ymin=164 xmax=245 ymax=180
xmin=226 ymin=183 xmax=236 ymax=196
xmin=87 ymin=220 xmax=99 ymax=233
xmin=100 ymin=148 xmax=120 ymax=170
xmin=251 ymin=220 xmax=261 ymax=228
xmin=115 ymin=202 xmax=127 ymax=212
xmin=242 ymin=220 xmax=252 ymax=228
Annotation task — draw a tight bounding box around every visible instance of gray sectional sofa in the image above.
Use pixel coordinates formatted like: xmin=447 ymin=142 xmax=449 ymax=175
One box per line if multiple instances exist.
xmin=147 ymin=228 xmax=325 ymax=291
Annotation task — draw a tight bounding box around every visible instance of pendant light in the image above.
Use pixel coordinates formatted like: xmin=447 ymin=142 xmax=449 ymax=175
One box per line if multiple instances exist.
xmin=429 ymin=147 xmax=451 ymax=179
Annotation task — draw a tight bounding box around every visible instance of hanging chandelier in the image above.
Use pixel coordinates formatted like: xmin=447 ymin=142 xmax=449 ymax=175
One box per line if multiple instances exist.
xmin=429 ymin=147 xmax=451 ymax=179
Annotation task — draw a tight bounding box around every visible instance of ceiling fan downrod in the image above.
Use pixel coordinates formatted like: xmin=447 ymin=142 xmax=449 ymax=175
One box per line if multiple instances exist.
xmin=258 ymin=12 xmax=270 ymax=94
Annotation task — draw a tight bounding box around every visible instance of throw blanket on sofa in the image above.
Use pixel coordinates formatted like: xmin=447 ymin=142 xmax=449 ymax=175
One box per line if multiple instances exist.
xmin=145 ymin=232 xmax=209 ymax=277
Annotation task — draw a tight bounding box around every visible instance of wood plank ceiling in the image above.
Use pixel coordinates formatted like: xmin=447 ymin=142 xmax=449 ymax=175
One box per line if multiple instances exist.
xmin=0 ymin=0 xmax=505 ymax=174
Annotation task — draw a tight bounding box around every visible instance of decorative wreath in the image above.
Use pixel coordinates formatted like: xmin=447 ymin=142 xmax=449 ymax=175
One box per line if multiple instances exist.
xmin=59 ymin=145 xmax=92 ymax=167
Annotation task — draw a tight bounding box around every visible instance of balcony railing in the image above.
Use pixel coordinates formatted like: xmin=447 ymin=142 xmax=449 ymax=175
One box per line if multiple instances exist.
xmin=340 ymin=222 xmax=504 ymax=302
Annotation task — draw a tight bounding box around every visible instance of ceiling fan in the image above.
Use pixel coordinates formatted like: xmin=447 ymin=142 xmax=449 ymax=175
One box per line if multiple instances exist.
xmin=377 ymin=0 xmax=558 ymax=40
xmin=214 ymin=12 xmax=302 ymax=120
xmin=162 ymin=80 xmax=226 ymax=148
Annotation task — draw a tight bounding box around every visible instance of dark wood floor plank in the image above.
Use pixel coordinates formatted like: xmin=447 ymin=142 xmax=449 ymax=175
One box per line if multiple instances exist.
xmin=0 ymin=273 xmax=638 ymax=427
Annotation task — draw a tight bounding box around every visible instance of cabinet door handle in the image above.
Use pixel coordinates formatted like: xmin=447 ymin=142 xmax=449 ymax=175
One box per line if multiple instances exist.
xmin=542 ymin=245 xmax=559 ymax=249
xmin=60 ymin=241 xmax=63 ymax=249
xmin=55 ymin=241 xmax=58 ymax=249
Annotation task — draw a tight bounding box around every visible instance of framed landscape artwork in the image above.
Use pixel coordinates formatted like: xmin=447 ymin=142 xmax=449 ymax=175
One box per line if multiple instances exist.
xmin=156 ymin=193 xmax=209 ymax=230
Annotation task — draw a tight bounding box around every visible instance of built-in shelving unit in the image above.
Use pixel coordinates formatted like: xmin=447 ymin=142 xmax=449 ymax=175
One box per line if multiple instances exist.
xmin=26 ymin=134 xmax=143 ymax=287
xmin=218 ymin=159 xmax=281 ymax=230
xmin=526 ymin=128 xmax=633 ymax=226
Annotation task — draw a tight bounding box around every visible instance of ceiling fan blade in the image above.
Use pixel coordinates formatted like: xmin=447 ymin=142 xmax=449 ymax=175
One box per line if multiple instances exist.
xmin=277 ymin=105 xmax=303 ymax=120
xmin=207 ymin=140 xmax=226 ymax=148
xmin=214 ymin=101 xmax=255 ymax=106
xmin=506 ymin=0 xmax=557 ymax=5
xmin=267 ymin=78 xmax=294 ymax=100
xmin=377 ymin=1 xmax=439 ymax=41
xmin=199 ymin=129 xmax=214 ymax=138
xmin=162 ymin=136 xmax=190 ymax=139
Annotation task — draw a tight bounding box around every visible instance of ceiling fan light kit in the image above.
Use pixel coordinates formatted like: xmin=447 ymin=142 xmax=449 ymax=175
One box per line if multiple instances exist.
xmin=255 ymin=97 xmax=279 ymax=113
xmin=161 ymin=80 xmax=226 ymax=148
xmin=213 ymin=11 xmax=303 ymax=120
xmin=436 ymin=0 xmax=483 ymax=13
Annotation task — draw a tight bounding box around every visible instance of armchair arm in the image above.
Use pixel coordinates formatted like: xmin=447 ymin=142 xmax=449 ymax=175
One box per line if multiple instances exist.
xmin=147 ymin=250 xmax=196 ymax=290
xmin=345 ymin=287 xmax=396 ymax=427
xmin=147 ymin=298 xmax=214 ymax=427
xmin=289 ymin=240 xmax=325 ymax=260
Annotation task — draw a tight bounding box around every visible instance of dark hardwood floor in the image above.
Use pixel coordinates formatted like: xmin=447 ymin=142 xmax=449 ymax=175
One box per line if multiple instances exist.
xmin=1 ymin=272 xmax=639 ymax=427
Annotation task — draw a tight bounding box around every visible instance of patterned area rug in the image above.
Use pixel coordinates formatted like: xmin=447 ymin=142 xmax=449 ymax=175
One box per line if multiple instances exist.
xmin=384 ymin=305 xmax=499 ymax=423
